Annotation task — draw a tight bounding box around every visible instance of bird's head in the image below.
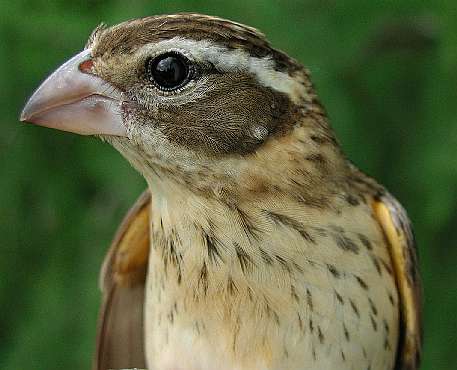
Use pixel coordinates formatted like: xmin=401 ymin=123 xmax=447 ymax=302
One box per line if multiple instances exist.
xmin=21 ymin=14 xmax=343 ymax=199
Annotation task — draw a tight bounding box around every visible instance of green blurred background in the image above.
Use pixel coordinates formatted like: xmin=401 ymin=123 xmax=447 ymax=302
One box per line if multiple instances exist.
xmin=1 ymin=0 xmax=456 ymax=369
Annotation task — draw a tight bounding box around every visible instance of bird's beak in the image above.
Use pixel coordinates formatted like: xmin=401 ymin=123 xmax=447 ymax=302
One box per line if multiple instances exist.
xmin=20 ymin=49 xmax=127 ymax=136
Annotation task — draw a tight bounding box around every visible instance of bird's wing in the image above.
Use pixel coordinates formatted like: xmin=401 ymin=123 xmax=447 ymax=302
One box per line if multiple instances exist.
xmin=372 ymin=192 xmax=422 ymax=370
xmin=93 ymin=189 xmax=151 ymax=370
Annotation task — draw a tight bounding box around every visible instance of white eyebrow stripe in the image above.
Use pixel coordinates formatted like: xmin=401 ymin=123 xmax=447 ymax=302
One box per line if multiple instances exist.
xmin=136 ymin=37 xmax=307 ymax=103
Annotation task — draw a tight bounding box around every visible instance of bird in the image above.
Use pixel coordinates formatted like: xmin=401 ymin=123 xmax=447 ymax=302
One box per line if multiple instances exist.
xmin=20 ymin=13 xmax=422 ymax=370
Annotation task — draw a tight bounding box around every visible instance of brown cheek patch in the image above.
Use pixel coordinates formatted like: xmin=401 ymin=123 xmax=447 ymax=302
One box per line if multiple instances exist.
xmin=156 ymin=73 xmax=296 ymax=156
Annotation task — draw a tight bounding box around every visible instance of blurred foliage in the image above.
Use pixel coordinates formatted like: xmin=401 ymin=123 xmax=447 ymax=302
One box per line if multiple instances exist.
xmin=0 ymin=0 xmax=456 ymax=369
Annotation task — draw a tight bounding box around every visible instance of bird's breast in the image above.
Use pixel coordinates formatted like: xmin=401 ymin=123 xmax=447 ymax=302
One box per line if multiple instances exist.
xmin=143 ymin=190 xmax=399 ymax=370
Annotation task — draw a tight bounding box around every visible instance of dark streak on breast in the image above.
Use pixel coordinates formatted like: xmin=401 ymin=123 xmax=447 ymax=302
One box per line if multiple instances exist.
xmin=381 ymin=259 xmax=394 ymax=277
xmin=371 ymin=255 xmax=382 ymax=275
xmin=327 ymin=264 xmax=341 ymax=278
xmin=291 ymin=285 xmax=299 ymax=303
xmin=234 ymin=242 xmax=255 ymax=274
xmin=227 ymin=276 xmax=238 ymax=295
xmin=275 ymin=254 xmax=291 ymax=272
xmin=355 ymin=275 xmax=369 ymax=290
xmin=203 ymin=227 xmax=224 ymax=265
xmin=384 ymin=337 xmax=391 ymax=350
xmin=335 ymin=290 xmax=344 ymax=304
xmin=297 ymin=312 xmax=304 ymax=332
xmin=317 ymin=326 xmax=325 ymax=343
xmin=343 ymin=323 xmax=350 ymax=341
xmin=233 ymin=206 xmax=261 ymax=241
xmin=198 ymin=262 xmax=208 ymax=295
xmin=306 ymin=289 xmax=314 ymax=311
xmin=368 ymin=297 xmax=378 ymax=316
xmin=334 ymin=233 xmax=360 ymax=254
xmin=266 ymin=210 xmax=316 ymax=244
xmin=388 ymin=292 xmax=395 ymax=306
xmin=370 ymin=315 xmax=378 ymax=331
xmin=265 ymin=300 xmax=280 ymax=326
xmin=293 ymin=261 xmax=304 ymax=274
xmin=349 ymin=298 xmax=360 ymax=317
xmin=345 ymin=194 xmax=360 ymax=206
xmin=358 ymin=233 xmax=373 ymax=250
xmin=259 ymin=246 xmax=273 ymax=264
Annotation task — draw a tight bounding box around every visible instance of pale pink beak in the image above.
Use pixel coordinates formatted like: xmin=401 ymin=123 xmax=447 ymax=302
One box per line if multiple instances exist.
xmin=20 ymin=49 xmax=127 ymax=136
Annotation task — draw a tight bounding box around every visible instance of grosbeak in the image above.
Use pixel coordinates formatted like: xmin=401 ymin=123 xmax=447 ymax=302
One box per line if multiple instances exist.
xmin=21 ymin=14 xmax=422 ymax=370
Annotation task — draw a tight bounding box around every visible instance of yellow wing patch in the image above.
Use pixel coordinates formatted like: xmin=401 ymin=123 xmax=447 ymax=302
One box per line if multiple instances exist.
xmin=111 ymin=197 xmax=150 ymax=285
xmin=373 ymin=195 xmax=422 ymax=370
xmin=99 ymin=190 xmax=151 ymax=289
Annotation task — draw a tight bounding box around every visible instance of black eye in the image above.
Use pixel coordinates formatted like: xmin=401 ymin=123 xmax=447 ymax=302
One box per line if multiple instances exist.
xmin=147 ymin=52 xmax=192 ymax=91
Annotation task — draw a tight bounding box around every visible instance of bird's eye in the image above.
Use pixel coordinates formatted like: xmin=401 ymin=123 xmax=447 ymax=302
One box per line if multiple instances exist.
xmin=146 ymin=52 xmax=192 ymax=91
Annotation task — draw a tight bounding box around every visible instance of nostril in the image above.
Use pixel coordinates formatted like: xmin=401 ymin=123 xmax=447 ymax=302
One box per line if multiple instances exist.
xmin=79 ymin=58 xmax=94 ymax=74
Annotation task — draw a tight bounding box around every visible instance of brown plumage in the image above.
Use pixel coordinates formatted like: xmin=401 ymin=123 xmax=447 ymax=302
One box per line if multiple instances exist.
xmin=21 ymin=13 xmax=422 ymax=370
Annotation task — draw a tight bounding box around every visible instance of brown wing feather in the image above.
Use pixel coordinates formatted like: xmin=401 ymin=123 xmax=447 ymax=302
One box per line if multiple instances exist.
xmin=372 ymin=192 xmax=422 ymax=370
xmin=93 ymin=189 xmax=151 ymax=370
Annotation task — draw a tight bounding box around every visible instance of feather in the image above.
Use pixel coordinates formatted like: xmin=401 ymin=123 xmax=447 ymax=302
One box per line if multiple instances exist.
xmin=93 ymin=190 xmax=151 ymax=370
xmin=373 ymin=193 xmax=422 ymax=370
